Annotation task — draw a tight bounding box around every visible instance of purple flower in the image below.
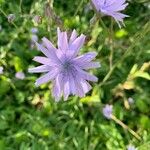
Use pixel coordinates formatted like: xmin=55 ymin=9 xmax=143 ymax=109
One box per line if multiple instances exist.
xmin=0 ymin=66 xmax=4 ymax=74
xmin=127 ymin=145 xmax=137 ymax=150
xmin=102 ymin=104 xmax=113 ymax=119
xmin=31 ymin=34 xmax=38 ymax=42
xmin=31 ymin=27 xmax=38 ymax=34
xmin=29 ymin=28 xmax=100 ymax=101
xmin=91 ymin=0 xmax=129 ymax=27
xmin=15 ymin=72 xmax=25 ymax=80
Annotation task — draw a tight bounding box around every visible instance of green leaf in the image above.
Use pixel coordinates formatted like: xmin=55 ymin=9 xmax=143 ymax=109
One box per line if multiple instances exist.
xmin=136 ymin=99 xmax=149 ymax=113
xmin=0 ymin=140 xmax=6 ymax=150
xmin=0 ymin=80 xmax=10 ymax=96
xmin=134 ymin=72 xmax=150 ymax=80
xmin=0 ymin=120 xmax=8 ymax=130
xmin=130 ymin=64 xmax=138 ymax=74
xmin=140 ymin=115 xmax=150 ymax=129
xmin=80 ymin=95 xmax=100 ymax=104
xmin=115 ymin=29 xmax=128 ymax=38
xmin=13 ymin=57 xmax=25 ymax=71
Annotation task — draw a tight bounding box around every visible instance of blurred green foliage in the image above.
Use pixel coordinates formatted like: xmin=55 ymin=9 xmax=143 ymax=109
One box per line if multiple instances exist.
xmin=0 ymin=0 xmax=150 ymax=149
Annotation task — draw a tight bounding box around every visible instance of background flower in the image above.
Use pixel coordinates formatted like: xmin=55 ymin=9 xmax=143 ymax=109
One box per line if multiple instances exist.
xmin=102 ymin=104 xmax=113 ymax=119
xmin=31 ymin=27 xmax=38 ymax=34
xmin=15 ymin=72 xmax=25 ymax=80
xmin=91 ymin=0 xmax=129 ymax=27
xmin=0 ymin=1 xmax=149 ymax=149
xmin=127 ymin=145 xmax=137 ymax=150
xmin=0 ymin=66 xmax=3 ymax=74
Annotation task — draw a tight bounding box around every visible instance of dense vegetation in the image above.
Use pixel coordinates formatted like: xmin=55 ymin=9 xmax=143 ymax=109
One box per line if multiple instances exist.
xmin=0 ymin=0 xmax=150 ymax=149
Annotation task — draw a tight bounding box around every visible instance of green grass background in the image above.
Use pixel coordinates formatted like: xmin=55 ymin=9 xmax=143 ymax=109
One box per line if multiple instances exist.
xmin=0 ymin=0 xmax=150 ymax=149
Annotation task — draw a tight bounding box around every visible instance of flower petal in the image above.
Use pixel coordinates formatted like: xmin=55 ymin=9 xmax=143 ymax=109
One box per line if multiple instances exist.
xmin=75 ymin=66 xmax=98 ymax=82
xmin=33 ymin=56 xmax=54 ymax=66
xmin=42 ymin=37 xmax=56 ymax=50
xmin=52 ymin=74 xmax=63 ymax=101
xmin=28 ymin=65 xmax=51 ymax=73
xmin=69 ymin=29 xmax=78 ymax=44
xmin=41 ymin=37 xmax=61 ymax=63
xmin=74 ymin=52 xmax=97 ymax=63
xmin=57 ymin=28 xmax=69 ymax=53
xmin=69 ymin=34 xmax=86 ymax=57
xmin=63 ymin=79 xmax=70 ymax=101
xmin=35 ymin=70 xmax=58 ymax=86
xmin=35 ymin=42 xmax=52 ymax=58
xmin=81 ymin=80 xmax=92 ymax=93
xmin=74 ymin=76 xmax=85 ymax=97
xmin=80 ymin=62 xmax=101 ymax=70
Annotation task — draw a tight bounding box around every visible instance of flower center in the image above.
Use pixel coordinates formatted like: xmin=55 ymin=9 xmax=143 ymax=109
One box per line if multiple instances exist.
xmin=63 ymin=60 xmax=72 ymax=70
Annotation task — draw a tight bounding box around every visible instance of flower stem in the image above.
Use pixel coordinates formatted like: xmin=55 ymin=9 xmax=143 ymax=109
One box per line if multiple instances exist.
xmin=74 ymin=0 xmax=84 ymax=16
xmin=100 ymin=21 xmax=150 ymax=86
xmin=0 ymin=8 xmax=18 ymax=29
xmin=109 ymin=18 xmax=114 ymax=69
xmin=90 ymin=0 xmax=109 ymax=35
xmin=111 ymin=115 xmax=141 ymax=141
xmin=19 ymin=0 xmax=23 ymax=14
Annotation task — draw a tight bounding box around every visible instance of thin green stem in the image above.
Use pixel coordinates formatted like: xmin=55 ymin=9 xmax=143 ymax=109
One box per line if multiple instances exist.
xmin=0 ymin=8 xmax=18 ymax=29
xmin=111 ymin=115 xmax=141 ymax=141
xmin=19 ymin=0 xmax=23 ymax=14
xmin=74 ymin=0 xmax=84 ymax=16
xmin=99 ymin=17 xmax=108 ymax=32
xmin=109 ymin=18 xmax=114 ymax=69
xmin=100 ymin=21 xmax=150 ymax=86
xmin=47 ymin=0 xmax=54 ymax=39
xmin=90 ymin=0 xmax=109 ymax=34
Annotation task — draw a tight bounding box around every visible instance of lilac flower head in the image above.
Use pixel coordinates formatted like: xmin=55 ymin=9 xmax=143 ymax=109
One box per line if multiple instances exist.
xmin=15 ymin=72 xmax=25 ymax=80
xmin=31 ymin=27 xmax=38 ymax=34
xmin=29 ymin=28 xmax=100 ymax=101
xmin=102 ymin=104 xmax=113 ymax=119
xmin=91 ymin=0 xmax=129 ymax=27
xmin=127 ymin=145 xmax=137 ymax=150
xmin=0 ymin=66 xmax=4 ymax=74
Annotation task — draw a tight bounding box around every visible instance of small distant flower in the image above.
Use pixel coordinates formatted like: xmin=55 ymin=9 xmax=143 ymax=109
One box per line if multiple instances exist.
xmin=0 ymin=25 xmax=2 ymax=31
xmin=29 ymin=28 xmax=100 ymax=101
xmin=102 ymin=104 xmax=113 ymax=119
xmin=7 ymin=14 xmax=16 ymax=23
xmin=33 ymin=15 xmax=42 ymax=24
xmin=0 ymin=66 xmax=4 ymax=74
xmin=127 ymin=145 xmax=137 ymax=150
xmin=128 ymin=97 xmax=134 ymax=104
xmin=91 ymin=0 xmax=129 ymax=27
xmin=15 ymin=72 xmax=25 ymax=80
xmin=31 ymin=34 xmax=38 ymax=42
xmin=31 ymin=27 xmax=38 ymax=34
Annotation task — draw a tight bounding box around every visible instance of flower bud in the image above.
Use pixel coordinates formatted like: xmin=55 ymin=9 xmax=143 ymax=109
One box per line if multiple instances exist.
xmin=7 ymin=14 xmax=16 ymax=23
xmin=33 ymin=15 xmax=42 ymax=24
